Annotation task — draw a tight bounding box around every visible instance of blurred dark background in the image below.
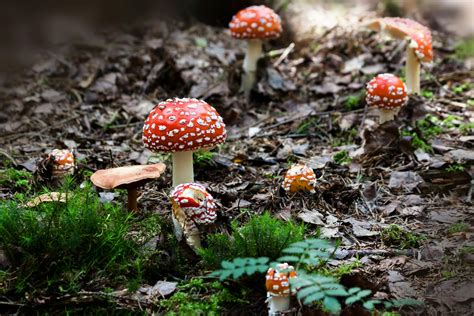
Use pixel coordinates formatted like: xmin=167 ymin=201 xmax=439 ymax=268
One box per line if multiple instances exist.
xmin=0 ymin=0 xmax=472 ymax=76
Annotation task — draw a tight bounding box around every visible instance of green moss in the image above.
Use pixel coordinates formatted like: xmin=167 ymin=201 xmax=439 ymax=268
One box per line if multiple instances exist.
xmin=333 ymin=150 xmax=352 ymax=165
xmin=421 ymin=89 xmax=434 ymax=99
xmin=199 ymin=213 xmax=304 ymax=268
xmin=321 ymin=260 xmax=361 ymax=280
xmin=0 ymin=185 xmax=149 ymax=295
xmin=454 ymin=38 xmax=474 ymax=59
xmin=445 ymin=163 xmax=465 ymax=173
xmin=0 ymin=168 xmax=32 ymax=192
xmin=194 ymin=149 xmax=215 ymax=168
xmin=381 ymin=225 xmax=426 ymax=249
xmin=344 ymin=92 xmax=364 ymax=110
xmin=160 ymin=279 xmax=246 ymax=315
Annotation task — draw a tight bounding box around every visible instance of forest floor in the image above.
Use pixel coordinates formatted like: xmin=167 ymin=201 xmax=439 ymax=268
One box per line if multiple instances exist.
xmin=0 ymin=3 xmax=473 ymax=315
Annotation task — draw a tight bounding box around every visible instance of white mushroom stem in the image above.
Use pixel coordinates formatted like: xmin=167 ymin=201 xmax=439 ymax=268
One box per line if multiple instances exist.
xmin=241 ymin=39 xmax=263 ymax=99
xmin=378 ymin=108 xmax=396 ymax=124
xmin=267 ymin=295 xmax=290 ymax=315
xmin=406 ymin=46 xmax=420 ymax=94
xmin=172 ymin=151 xmax=194 ymax=186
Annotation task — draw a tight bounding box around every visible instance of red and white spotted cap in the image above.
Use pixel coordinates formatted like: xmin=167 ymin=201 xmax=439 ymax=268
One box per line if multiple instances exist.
xmin=265 ymin=263 xmax=297 ymax=297
xmin=49 ymin=149 xmax=74 ymax=171
xmin=229 ymin=5 xmax=282 ymax=40
xmin=170 ymin=183 xmax=217 ymax=225
xmin=283 ymin=164 xmax=316 ymax=193
xmin=142 ymin=98 xmax=226 ymax=153
xmin=368 ymin=17 xmax=433 ymax=63
xmin=366 ymin=74 xmax=408 ymax=109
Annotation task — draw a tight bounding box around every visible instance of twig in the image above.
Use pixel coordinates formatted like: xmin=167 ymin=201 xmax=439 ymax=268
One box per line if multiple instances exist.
xmin=273 ymin=42 xmax=295 ymax=67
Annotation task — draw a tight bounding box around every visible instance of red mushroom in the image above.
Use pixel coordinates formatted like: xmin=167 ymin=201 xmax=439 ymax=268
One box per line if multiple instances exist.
xmin=170 ymin=182 xmax=217 ymax=251
xmin=142 ymin=98 xmax=227 ymax=186
xmin=49 ymin=149 xmax=75 ymax=181
xmin=368 ymin=17 xmax=433 ymax=94
xmin=229 ymin=5 xmax=282 ymax=98
xmin=265 ymin=263 xmax=297 ymax=315
xmin=283 ymin=164 xmax=316 ymax=193
xmin=366 ymin=73 xmax=408 ymax=124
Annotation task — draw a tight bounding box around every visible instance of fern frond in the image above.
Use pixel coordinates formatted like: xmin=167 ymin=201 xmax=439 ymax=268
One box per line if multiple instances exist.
xmin=278 ymin=238 xmax=334 ymax=266
xmin=210 ymin=257 xmax=269 ymax=281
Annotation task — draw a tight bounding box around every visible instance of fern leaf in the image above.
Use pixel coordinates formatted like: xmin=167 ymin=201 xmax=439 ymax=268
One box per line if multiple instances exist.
xmin=276 ymin=255 xmax=300 ymax=262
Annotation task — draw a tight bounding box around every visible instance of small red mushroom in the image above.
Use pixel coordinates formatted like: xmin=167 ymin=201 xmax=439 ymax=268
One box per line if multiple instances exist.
xmin=142 ymin=98 xmax=227 ymax=186
xmin=283 ymin=164 xmax=316 ymax=193
xmin=368 ymin=17 xmax=433 ymax=94
xmin=170 ymin=182 xmax=217 ymax=251
xmin=229 ymin=5 xmax=282 ymax=98
xmin=265 ymin=263 xmax=297 ymax=315
xmin=49 ymin=149 xmax=75 ymax=182
xmin=366 ymin=73 xmax=408 ymax=124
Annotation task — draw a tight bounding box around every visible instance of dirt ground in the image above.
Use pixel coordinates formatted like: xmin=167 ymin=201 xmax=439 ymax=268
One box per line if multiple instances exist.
xmin=0 ymin=0 xmax=473 ymax=314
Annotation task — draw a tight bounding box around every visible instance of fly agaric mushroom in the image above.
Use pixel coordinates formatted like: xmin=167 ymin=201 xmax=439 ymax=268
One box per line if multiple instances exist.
xmin=142 ymin=98 xmax=226 ymax=186
xmin=90 ymin=163 xmax=166 ymax=212
xmin=366 ymin=73 xmax=408 ymax=124
xmin=283 ymin=164 xmax=316 ymax=193
xmin=368 ymin=17 xmax=433 ymax=94
xmin=266 ymin=263 xmax=297 ymax=315
xmin=49 ymin=149 xmax=75 ymax=181
xmin=170 ymin=182 xmax=217 ymax=251
xmin=229 ymin=5 xmax=282 ymax=98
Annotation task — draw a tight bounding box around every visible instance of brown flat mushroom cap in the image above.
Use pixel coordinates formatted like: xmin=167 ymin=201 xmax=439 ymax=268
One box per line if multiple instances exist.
xmin=90 ymin=163 xmax=166 ymax=190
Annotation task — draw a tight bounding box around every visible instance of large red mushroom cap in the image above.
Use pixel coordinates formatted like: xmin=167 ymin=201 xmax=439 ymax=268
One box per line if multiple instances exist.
xmin=142 ymin=98 xmax=227 ymax=153
xmin=229 ymin=5 xmax=282 ymax=40
xmin=366 ymin=73 xmax=408 ymax=109
xmin=170 ymin=182 xmax=217 ymax=224
xmin=368 ymin=17 xmax=433 ymax=63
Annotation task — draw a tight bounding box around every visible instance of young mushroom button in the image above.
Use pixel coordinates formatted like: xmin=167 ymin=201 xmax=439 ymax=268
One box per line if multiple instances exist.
xmin=266 ymin=263 xmax=297 ymax=315
xmin=170 ymin=183 xmax=217 ymax=251
xmin=283 ymin=164 xmax=317 ymax=193
xmin=142 ymin=98 xmax=227 ymax=186
xmin=229 ymin=5 xmax=282 ymax=99
xmin=368 ymin=17 xmax=433 ymax=94
xmin=366 ymin=73 xmax=408 ymax=124
xmin=49 ymin=149 xmax=75 ymax=179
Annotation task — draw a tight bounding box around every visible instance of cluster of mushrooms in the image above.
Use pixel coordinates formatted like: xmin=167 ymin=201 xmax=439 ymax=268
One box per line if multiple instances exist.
xmin=42 ymin=5 xmax=433 ymax=315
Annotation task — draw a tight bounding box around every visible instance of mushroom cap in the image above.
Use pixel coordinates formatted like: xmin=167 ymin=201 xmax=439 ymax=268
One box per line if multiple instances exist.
xmin=142 ymin=98 xmax=227 ymax=153
xmin=368 ymin=17 xmax=433 ymax=62
xmin=49 ymin=149 xmax=74 ymax=170
xmin=229 ymin=5 xmax=282 ymax=40
xmin=90 ymin=163 xmax=166 ymax=190
xmin=366 ymin=73 xmax=408 ymax=109
xmin=283 ymin=164 xmax=316 ymax=193
xmin=265 ymin=263 xmax=297 ymax=297
xmin=170 ymin=182 xmax=217 ymax=225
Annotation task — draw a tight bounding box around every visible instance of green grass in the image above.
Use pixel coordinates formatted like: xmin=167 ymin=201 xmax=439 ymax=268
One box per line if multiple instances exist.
xmin=381 ymin=225 xmax=426 ymax=249
xmin=296 ymin=117 xmax=319 ymax=134
xmin=0 ymin=184 xmax=152 ymax=296
xmin=447 ymin=222 xmax=469 ymax=234
xmin=199 ymin=213 xmax=304 ymax=268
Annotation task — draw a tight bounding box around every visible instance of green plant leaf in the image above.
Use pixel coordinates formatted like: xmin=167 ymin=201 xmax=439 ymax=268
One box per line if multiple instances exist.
xmin=348 ymin=287 xmax=361 ymax=294
xmin=303 ymin=291 xmax=325 ymax=305
xmin=345 ymin=295 xmax=361 ymax=305
xmin=277 ymin=255 xmax=300 ymax=262
xmin=296 ymin=285 xmax=321 ymax=300
xmin=323 ymin=296 xmax=341 ymax=313
xmin=324 ymin=288 xmax=349 ymax=297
